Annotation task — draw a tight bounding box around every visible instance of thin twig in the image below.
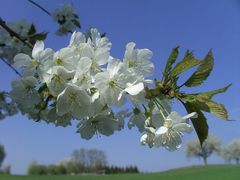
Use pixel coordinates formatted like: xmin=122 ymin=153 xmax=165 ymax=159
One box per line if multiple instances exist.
xmin=27 ymin=0 xmax=51 ymax=16
xmin=1 ymin=58 xmax=22 ymax=77
xmin=0 ymin=17 xmax=33 ymax=49
xmin=177 ymin=83 xmax=185 ymax=90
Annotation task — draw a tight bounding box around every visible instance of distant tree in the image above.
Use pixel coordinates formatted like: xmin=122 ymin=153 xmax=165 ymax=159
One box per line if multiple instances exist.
xmin=55 ymin=164 xmax=67 ymax=175
xmin=0 ymin=145 xmax=6 ymax=168
xmin=87 ymin=149 xmax=107 ymax=168
xmin=125 ymin=165 xmax=139 ymax=173
xmin=59 ymin=158 xmax=84 ymax=174
xmin=71 ymin=148 xmax=107 ymax=170
xmin=185 ymin=135 xmax=221 ymax=165
xmin=104 ymin=165 xmax=139 ymax=174
xmin=222 ymin=139 xmax=240 ymax=164
xmin=47 ymin=164 xmax=59 ymax=175
xmin=72 ymin=149 xmax=87 ymax=166
xmin=47 ymin=164 xmax=67 ymax=175
xmin=27 ymin=161 xmax=48 ymax=175
xmin=1 ymin=165 xmax=11 ymax=175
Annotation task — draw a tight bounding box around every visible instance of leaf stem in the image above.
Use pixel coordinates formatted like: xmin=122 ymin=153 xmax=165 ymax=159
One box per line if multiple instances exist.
xmin=0 ymin=17 xmax=33 ymax=49
xmin=153 ymin=99 xmax=167 ymax=119
xmin=27 ymin=0 xmax=51 ymax=16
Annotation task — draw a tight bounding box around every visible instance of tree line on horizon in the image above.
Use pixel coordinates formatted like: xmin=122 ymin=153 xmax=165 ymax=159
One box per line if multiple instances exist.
xmin=1 ymin=137 xmax=240 ymax=175
xmin=27 ymin=148 xmax=139 ymax=175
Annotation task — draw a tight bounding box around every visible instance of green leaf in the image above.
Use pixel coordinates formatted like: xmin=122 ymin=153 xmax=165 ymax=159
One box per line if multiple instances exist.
xmin=197 ymin=84 xmax=232 ymax=99
xmin=170 ymin=51 xmax=200 ymax=77
xmin=29 ymin=32 xmax=48 ymax=45
xmin=184 ymin=50 xmax=214 ymax=87
xmin=195 ymin=98 xmax=228 ymax=120
xmin=31 ymin=32 xmax=48 ymax=40
xmin=182 ymin=94 xmax=229 ymax=120
xmin=73 ymin=13 xmax=79 ymax=18
xmin=183 ymin=84 xmax=231 ymax=102
xmin=163 ymin=46 xmax=179 ymax=77
xmin=183 ymin=101 xmax=208 ymax=145
xmin=72 ymin=19 xmax=81 ymax=28
xmin=28 ymin=24 xmax=36 ymax=35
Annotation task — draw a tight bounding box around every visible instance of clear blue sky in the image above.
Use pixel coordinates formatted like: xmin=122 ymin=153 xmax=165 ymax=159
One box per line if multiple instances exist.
xmin=1 ymin=0 xmax=240 ymax=174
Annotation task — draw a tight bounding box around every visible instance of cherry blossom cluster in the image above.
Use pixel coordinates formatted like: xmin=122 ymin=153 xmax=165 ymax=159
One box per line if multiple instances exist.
xmin=52 ymin=3 xmax=80 ymax=36
xmin=0 ymin=20 xmax=32 ymax=63
xmin=0 ymin=92 xmax=18 ymax=120
xmin=11 ymin=28 xmax=197 ymax=151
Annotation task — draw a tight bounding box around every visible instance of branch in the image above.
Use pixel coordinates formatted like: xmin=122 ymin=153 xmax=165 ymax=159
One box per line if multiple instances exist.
xmin=1 ymin=58 xmax=22 ymax=77
xmin=27 ymin=0 xmax=51 ymax=16
xmin=0 ymin=17 xmax=33 ymax=49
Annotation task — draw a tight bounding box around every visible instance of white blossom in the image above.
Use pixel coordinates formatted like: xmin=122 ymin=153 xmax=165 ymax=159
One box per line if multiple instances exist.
xmin=68 ymin=31 xmax=86 ymax=47
xmin=128 ymin=108 xmax=146 ymax=133
xmin=43 ymin=107 xmax=72 ymax=127
xmin=77 ymin=110 xmax=123 ymax=140
xmin=123 ymin=42 xmax=154 ymax=77
xmin=87 ymin=28 xmax=112 ymax=66
xmin=72 ymin=57 xmax=92 ymax=89
xmin=10 ymin=77 xmax=41 ymax=118
xmin=52 ymin=47 xmax=76 ymax=71
xmin=14 ymin=41 xmax=54 ymax=79
xmin=0 ymin=20 xmax=32 ymax=63
xmin=45 ymin=66 xmax=75 ymax=97
xmin=52 ymin=3 xmax=80 ymax=36
xmin=9 ymin=27 xmax=199 ymax=148
xmin=94 ymin=59 xmax=126 ymax=106
xmin=140 ymin=126 xmax=155 ymax=147
xmin=56 ymin=84 xmax=91 ymax=119
xmin=154 ymin=112 xmax=197 ymax=151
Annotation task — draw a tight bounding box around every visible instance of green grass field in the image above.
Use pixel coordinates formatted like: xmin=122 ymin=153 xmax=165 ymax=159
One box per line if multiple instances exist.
xmin=0 ymin=165 xmax=239 ymax=180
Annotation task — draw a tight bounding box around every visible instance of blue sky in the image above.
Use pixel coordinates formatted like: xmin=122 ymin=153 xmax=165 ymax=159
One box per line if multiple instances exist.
xmin=1 ymin=0 xmax=240 ymax=174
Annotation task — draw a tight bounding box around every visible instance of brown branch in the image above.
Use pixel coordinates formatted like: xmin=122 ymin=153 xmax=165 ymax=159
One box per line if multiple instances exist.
xmin=1 ymin=58 xmax=22 ymax=77
xmin=0 ymin=17 xmax=33 ymax=49
xmin=27 ymin=0 xmax=51 ymax=16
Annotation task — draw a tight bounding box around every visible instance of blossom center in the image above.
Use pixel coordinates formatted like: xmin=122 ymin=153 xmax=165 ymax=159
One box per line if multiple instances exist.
xmin=128 ymin=60 xmax=137 ymax=68
xmin=55 ymin=57 xmax=63 ymax=65
xmin=69 ymin=93 xmax=76 ymax=101
xmin=163 ymin=120 xmax=173 ymax=128
xmin=31 ymin=59 xmax=40 ymax=66
xmin=108 ymin=80 xmax=116 ymax=88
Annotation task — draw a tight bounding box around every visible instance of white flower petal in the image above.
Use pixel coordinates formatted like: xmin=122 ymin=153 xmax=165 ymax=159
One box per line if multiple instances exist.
xmin=77 ymin=119 xmax=95 ymax=140
xmin=95 ymin=71 xmax=110 ymax=90
xmin=13 ymin=53 xmax=31 ymax=67
xmin=124 ymin=82 xmax=144 ymax=96
xmin=124 ymin=42 xmax=136 ymax=60
xmin=107 ymin=59 xmax=122 ymax=76
xmin=92 ymin=91 xmax=100 ymax=103
xmin=154 ymin=134 xmax=164 ymax=147
xmin=96 ymin=114 xmax=120 ymax=136
xmin=173 ymin=123 xmax=193 ymax=133
xmin=32 ymin=41 xmax=44 ymax=58
xmin=69 ymin=31 xmax=86 ymax=47
xmin=102 ymin=87 xmax=124 ymax=106
xmin=78 ymin=57 xmax=92 ymax=73
xmin=56 ymin=88 xmax=71 ymax=116
xmin=138 ymin=49 xmax=153 ymax=62
xmin=167 ymin=111 xmax=183 ymax=122
xmin=165 ymin=131 xmax=182 ymax=151
xmin=155 ymin=126 xmax=168 ymax=135
xmin=182 ymin=112 xmax=198 ymax=120
xmin=140 ymin=134 xmax=148 ymax=145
